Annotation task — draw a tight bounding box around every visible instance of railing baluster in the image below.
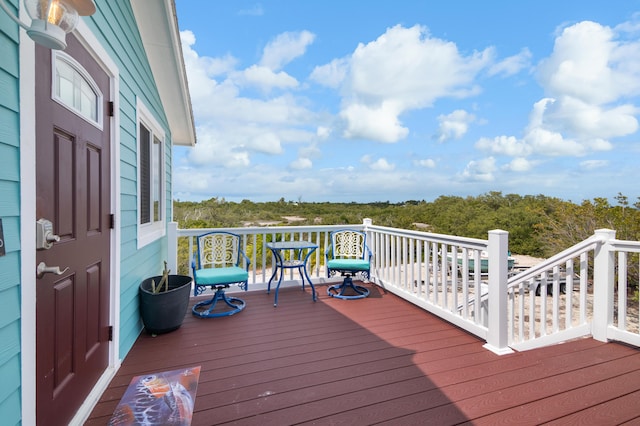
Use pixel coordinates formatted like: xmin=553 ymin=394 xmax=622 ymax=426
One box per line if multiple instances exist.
xmin=580 ymin=252 xmax=588 ymax=324
xmin=518 ymin=283 xmax=525 ymax=342
xmin=540 ymin=271 xmax=547 ymax=336
xmin=552 ymin=265 xmax=560 ymax=333
xmin=529 ymin=279 xmax=536 ymax=339
xmin=618 ymin=251 xmax=627 ymax=330
xmin=473 ymin=249 xmax=481 ymax=325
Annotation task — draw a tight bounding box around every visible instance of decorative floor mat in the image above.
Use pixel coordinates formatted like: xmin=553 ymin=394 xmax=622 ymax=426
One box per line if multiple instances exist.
xmin=109 ymin=366 xmax=201 ymax=425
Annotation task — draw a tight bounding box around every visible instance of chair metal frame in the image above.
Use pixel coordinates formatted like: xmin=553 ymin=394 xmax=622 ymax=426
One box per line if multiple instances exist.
xmin=191 ymin=231 xmax=250 ymax=317
xmin=325 ymin=229 xmax=372 ymax=299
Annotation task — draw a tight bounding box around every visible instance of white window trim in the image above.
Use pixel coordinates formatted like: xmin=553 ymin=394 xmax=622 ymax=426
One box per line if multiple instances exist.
xmin=137 ymin=99 xmax=166 ymax=248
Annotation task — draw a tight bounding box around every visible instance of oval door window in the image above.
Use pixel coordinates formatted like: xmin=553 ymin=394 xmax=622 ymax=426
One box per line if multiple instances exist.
xmin=52 ymin=51 xmax=103 ymax=129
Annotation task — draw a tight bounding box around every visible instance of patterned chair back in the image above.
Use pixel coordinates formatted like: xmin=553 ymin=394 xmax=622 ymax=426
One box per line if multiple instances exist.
xmin=197 ymin=232 xmax=241 ymax=269
xmin=331 ymin=230 xmax=367 ymax=259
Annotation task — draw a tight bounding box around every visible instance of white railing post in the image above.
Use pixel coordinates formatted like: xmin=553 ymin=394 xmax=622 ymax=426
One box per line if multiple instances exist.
xmin=592 ymin=228 xmax=616 ymax=342
xmin=168 ymin=222 xmax=178 ymax=275
xmin=483 ymin=229 xmax=514 ymax=355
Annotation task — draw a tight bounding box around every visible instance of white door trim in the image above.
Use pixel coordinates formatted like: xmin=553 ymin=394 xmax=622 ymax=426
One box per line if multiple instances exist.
xmin=20 ymin=17 xmax=122 ymax=425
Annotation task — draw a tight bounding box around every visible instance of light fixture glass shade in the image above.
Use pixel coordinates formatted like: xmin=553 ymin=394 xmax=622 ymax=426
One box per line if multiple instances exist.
xmin=24 ymin=0 xmax=79 ymax=50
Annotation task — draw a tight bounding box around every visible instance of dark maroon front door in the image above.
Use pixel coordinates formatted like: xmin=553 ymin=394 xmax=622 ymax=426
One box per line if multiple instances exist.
xmin=35 ymin=34 xmax=111 ymax=425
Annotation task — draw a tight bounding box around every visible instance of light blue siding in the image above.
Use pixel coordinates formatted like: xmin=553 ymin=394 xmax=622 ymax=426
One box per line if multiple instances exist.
xmin=86 ymin=2 xmax=175 ymax=358
xmin=0 ymin=0 xmax=182 ymax=421
xmin=0 ymin=0 xmax=23 ymax=421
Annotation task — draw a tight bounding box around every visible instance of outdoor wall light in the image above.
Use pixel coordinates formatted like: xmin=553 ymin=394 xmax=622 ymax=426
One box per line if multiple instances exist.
xmin=0 ymin=0 xmax=95 ymax=50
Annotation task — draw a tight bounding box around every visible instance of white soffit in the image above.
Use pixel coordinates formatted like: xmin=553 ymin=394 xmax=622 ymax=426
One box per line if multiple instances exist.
xmin=130 ymin=0 xmax=196 ymax=146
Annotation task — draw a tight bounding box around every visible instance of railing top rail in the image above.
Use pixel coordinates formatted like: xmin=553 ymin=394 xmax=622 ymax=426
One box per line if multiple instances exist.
xmin=367 ymin=224 xmax=488 ymax=250
xmin=507 ymin=234 xmax=603 ymax=287
xmin=610 ymin=239 xmax=640 ymax=253
xmin=176 ymin=224 xmax=362 ymax=237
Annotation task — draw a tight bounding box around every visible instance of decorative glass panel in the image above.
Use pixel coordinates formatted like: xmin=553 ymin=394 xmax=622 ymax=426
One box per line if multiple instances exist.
xmin=53 ymin=55 xmax=100 ymax=125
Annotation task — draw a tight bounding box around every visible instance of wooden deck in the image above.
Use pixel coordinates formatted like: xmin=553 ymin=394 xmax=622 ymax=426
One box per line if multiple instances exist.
xmin=87 ymin=282 xmax=640 ymax=425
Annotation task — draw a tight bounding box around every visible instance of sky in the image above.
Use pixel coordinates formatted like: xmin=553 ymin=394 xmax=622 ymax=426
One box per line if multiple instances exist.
xmin=172 ymin=0 xmax=640 ymax=204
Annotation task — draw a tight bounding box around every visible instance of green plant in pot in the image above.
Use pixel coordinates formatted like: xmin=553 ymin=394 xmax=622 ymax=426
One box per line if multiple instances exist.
xmin=139 ymin=261 xmax=192 ymax=335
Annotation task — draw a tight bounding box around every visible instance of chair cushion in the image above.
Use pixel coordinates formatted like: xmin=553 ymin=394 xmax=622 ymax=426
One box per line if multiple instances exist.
xmin=327 ymin=259 xmax=370 ymax=271
xmin=195 ymin=266 xmax=248 ymax=286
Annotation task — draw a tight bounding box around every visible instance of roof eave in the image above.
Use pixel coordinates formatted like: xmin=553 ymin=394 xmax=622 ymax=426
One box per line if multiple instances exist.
xmin=130 ymin=0 xmax=196 ymax=147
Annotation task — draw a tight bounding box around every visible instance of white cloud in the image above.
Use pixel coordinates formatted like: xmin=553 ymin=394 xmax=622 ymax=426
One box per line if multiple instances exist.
xmin=322 ymin=24 xmax=492 ymax=143
xmin=341 ymin=102 xmax=408 ymax=142
xmin=173 ymin=168 xmax=214 ymax=193
xmin=179 ymin=31 xmax=323 ymax=172
xmin=580 ymin=159 xmax=609 ymax=170
xmin=541 ymin=96 xmax=638 ymax=140
xmin=460 ymin=157 xmax=496 ymax=182
xmin=503 ymin=157 xmax=533 ymax=172
xmin=533 ymin=20 xmax=640 ymax=145
xmin=248 ymin=132 xmax=283 ymax=154
xmin=370 ymin=158 xmax=395 ymax=171
xmin=290 ymin=157 xmax=313 ymax=170
xmin=361 ymin=155 xmax=395 ymax=171
xmin=614 ymin=13 xmax=640 ymax=34
xmin=188 ymin=127 xmax=251 ymax=168
xmin=347 ymin=25 xmax=490 ymax=107
xmin=309 ymin=58 xmax=348 ymax=88
xmin=298 ymin=143 xmax=321 ymax=159
xmin=260 ymin=30 xmax=316 ymax=71
xmin=478 ymin=19 xmax=639 ymax=165
xmin=476 ymin=135 xmax=533 ymax=157
xmin=538 ymin=21 xmax=640 ymax=104
xmin=237 ymin=65 xmax=299 ymax=91
xmin=360 ymin=154 xmax=372 ymax=163
xmin=435 ymin=109 xmax=476 ymax=142
xmin=316 ymin=126 xmax=331 ymax=139
xmin=488 ymin=48 xmax=532 ymax=77
xmin=415 ymin=158 xmax=436 ymax=168
xmin=523 ymin=127 xmax=585 ymax=156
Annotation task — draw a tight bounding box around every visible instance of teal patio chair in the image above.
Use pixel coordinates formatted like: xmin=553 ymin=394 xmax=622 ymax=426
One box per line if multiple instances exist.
xmin=191 ymin=231 xmax=250 ymax=318
xmin=325 ymin=229 xmax=372 ymax=299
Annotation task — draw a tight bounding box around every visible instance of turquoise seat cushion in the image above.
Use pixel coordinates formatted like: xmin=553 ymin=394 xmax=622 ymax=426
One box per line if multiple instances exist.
xmin=328 ymin=259 xmax=370 ymax=271
xmin=195 ymin=266 xmax=248 ymax=286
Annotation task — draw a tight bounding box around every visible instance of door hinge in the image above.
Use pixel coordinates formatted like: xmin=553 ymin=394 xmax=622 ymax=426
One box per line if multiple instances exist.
xmin=108 ymin=101 xmax=114 ymax=117
xmin=109 ymin=214 xmax=115 ymax=229
xmin=108 ymin=326 xmax=113 ymax=341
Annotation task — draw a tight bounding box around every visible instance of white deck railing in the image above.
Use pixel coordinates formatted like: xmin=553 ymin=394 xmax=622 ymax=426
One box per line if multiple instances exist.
xmin=169 ymin=223 xmax=361 ymax=290
xmin=168 ymin=221 xmax=640 ymax=354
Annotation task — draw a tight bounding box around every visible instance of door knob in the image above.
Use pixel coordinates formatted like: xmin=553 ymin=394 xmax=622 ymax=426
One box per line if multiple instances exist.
xmin=37 ymin=262 xmax=69 ymax=279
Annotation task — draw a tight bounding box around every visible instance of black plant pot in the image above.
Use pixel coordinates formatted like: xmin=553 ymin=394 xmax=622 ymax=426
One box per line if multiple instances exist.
xmin=139 ymin=274 xmax=193 ymax=334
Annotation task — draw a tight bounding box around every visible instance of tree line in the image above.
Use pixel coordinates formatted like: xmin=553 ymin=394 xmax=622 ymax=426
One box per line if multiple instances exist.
xmin=174 ymin=191 xmax=640 ymax=259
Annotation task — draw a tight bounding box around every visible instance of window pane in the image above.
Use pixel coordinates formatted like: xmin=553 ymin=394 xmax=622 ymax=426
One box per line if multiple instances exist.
xmin=79 ymin=79 xmax=98 ymax=121
xmin=54 ymin=57 xmax=99 ymax=124
xmin=55 ymin=60 xmax=74 ymax=107
xmin=152 ymin=135 xmax=162 ymax=222
xmin=140 ymin=124 xmax=151 ymax=224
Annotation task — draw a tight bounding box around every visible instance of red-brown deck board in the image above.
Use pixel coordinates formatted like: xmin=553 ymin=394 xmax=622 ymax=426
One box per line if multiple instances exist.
xmin=87 ymin=282 xmax=640 ymax=425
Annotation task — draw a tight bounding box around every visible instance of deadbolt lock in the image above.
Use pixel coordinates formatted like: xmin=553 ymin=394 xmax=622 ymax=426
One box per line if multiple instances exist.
xmin=36 ymin=218 xmax=61 ymax=250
